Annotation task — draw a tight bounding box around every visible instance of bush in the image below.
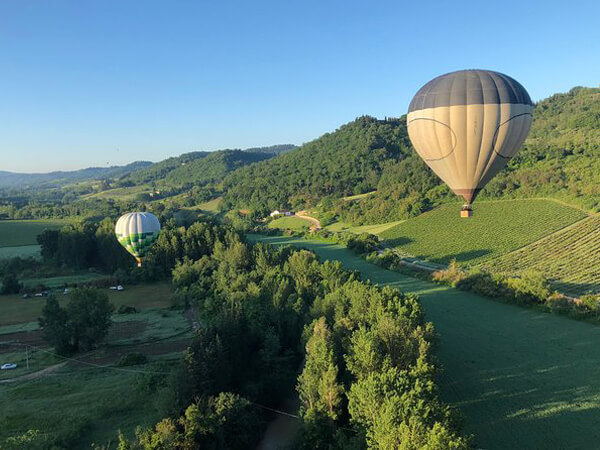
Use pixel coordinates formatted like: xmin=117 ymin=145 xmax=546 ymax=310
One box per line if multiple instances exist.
xmin=118 ymin=352 xmax=148 ymax=367
xmin=117 ymin=305 xmax=138 ymax=314
xmin=1 ymin=273 xmax=22 ymax=294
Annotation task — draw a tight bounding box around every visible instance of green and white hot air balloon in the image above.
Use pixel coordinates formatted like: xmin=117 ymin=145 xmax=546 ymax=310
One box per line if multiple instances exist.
xmin=115 ymin=212 xmax=161 ymax=267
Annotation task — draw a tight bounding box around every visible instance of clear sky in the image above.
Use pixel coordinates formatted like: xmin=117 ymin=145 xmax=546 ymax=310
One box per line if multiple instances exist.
xmin=2 ymin=0 xmax=599 ymax=172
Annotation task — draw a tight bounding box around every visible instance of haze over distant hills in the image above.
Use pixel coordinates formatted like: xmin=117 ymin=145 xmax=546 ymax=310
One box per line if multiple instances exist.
xmin=0 ymin=144 xmax=297 ymax=189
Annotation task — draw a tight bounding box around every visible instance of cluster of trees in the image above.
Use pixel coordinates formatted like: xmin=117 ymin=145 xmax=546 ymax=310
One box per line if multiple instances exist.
xmin=39 ymin=288 xmax=114 ymax=354
xmin=115 ymin=222 xmax=467 ymax=448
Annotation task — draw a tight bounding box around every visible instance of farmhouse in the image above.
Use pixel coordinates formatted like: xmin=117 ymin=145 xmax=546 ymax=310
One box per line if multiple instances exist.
xmin=270 ymin=209 xmax=294 ymax=217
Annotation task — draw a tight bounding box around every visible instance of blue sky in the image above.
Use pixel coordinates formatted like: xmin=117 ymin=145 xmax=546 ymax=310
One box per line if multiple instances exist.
xmin=2 ymin=0 xmax=600 ymax=172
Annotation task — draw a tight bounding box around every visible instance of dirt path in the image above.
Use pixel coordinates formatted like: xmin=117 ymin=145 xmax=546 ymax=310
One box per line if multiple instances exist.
xmin=0 ymin=361 xmax=67 ymax=384
xmin=295 ymin=211 xmax=321 ymax=230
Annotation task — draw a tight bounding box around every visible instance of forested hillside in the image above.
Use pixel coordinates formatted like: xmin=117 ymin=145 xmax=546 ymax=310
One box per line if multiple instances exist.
xmin=222 ymin=116 xmax=432 ymax=214
xmin=120 ymin=146 xmax=293 ymax=188
xmin=223 ymin=86 xmax=600 ymax=224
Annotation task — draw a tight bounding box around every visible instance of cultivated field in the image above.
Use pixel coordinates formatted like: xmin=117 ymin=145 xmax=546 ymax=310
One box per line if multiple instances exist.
xmin=268 ymin=216 xmax=313 ymax=231
xmin=0 ymin=282 xmax=189 ymax=448
xmin=483 ymin=215 xmax=600 ymax=296
xmin=326 ymin=219 xmax=404 ymax=235
xmin=0 ymin=220 xmax=67 ymax=248
xmin=379 ymin=199 xmax=586 ymax=265
xmin=248 ymin=234 xmax=600 ymax=448
xmin=0 ymin=245 xmax=42 ymax=259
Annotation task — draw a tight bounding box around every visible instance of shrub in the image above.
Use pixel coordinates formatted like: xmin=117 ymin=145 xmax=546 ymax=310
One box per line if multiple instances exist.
xmin=117 ymin=305 xmax=138 ymax=314
xmin=118 ymin=352 xmax=148 ymax=367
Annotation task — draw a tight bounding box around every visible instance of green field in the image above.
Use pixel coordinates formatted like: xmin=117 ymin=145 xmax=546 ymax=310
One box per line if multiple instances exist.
xmin=482 ymin=215 xmax=600 ymax=296
xmin=0 ymin=245 xmax=41 ymax=259
xmin=197 ymin=196 xmax=223 ymax=212
xmin=268 ymin=216 xmax=313 ymax=231
xmin=81 ymin=184 xmax=152 ymax=201
xmin=325 ymin=219 xmax=404 ymax=235
xmin=0 ymin=283 xmax=172 ymax=327
xmin=0 ymin=220 xmax=67 ymax=248
xmin=0 ymin=282 xmax=188 ymax=447
xmin=247 ymin=234 xmax=600 ymax=449
xmin=379 ymin=199 xmax=586 ymax=265
xmin=342 ymin=190 xmax=377 ymax=201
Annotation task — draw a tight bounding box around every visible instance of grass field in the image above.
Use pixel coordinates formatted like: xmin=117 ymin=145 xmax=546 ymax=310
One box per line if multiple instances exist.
xmin=342 ymin=190 xmax=377 ymax=201
xmin=325 ymin=220 xmax=404 ymax=235
xmin=0 ymin=245 xmax=41 ymax=259
xmin=482 ymin=215 xmax=600 ymax=296
xmin=197 ymin=196 xmax=223 ymax=212
xmin=247 ymin=234 xmax=600 ymax=449
xmin=0 ymin=220 xmax=67 ymax=248
xmin=0 ymin=282 xmax=188 ymax=448
xmin=81 ymin=184 xmax=152 ymax=201
xmin=0 ymin=282 xmax=172 ymax=327
xmin=268 ymin=216 xmax=313 ymax=231
xmin=379 ymin=199 xmax=586 ymax=265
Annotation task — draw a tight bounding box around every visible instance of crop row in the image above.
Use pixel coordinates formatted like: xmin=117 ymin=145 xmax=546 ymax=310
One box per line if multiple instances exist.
xmin=483 ymin=216 xmax=600 ymax=296
xmin=379 ymin=199 xmax=586 ymax=265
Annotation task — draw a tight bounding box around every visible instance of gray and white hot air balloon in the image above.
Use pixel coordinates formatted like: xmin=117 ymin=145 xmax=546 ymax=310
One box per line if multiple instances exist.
xmin=407 ymin=69 xmax=533 ymax=217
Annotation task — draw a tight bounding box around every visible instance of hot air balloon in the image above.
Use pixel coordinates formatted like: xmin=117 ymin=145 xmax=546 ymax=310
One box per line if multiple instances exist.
xmin=115 ymin=212 xmax=161 ymax=267
xmin=407 ymin=69 xmax=533 ymax=217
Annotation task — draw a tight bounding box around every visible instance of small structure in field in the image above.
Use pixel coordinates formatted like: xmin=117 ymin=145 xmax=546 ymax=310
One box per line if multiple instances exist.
xmin=270 ymin=209 xmax=294 ymax=217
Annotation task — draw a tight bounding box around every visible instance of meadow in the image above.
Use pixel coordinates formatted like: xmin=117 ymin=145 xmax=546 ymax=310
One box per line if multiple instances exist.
xmin=268 ymin=216 xmax=313 ymax=231
xmin=80 ymin=184 xmax=152 ymax=201
xmin=379 ymin=199 xmax=586 ymax=265
xmin=0 ymin=282 xmax=172 ymax=327
xmin=0 ymin=245 xmax=42 ymax=259
xmin=0 ymin=220 xmax=67 ymax=247
xmin=325 ymin=219 xmax=404 ymax=235
xmin=247 ymin=234 xmax=600 ymax=449
xmin=483 ymin=215 xmax=600 ymax=296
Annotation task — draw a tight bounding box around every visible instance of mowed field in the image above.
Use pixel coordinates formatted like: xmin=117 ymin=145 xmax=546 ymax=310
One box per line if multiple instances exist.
xmin=483 ymin=215 xmax=600 ymax=296
xmin=248 ymin=234 xmax=600 ymax=449
xmin=326 ymin=220 xmax=404 ymax=235
xmin=379 ymin=199 xmax=586 ymax=265
xmin=0 ymin=220 xmax=67 ymax=248
xmin=268 ymin=216 xmax=313 ymax=231
xmin=0 ymin=282 xmax=172 ymax=327
xmin=0 ymin=282 xmax=190 ymax=448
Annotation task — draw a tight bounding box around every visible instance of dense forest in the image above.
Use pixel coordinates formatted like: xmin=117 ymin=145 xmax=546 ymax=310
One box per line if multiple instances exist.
xmin=4 ymin=219 xmax=469 ymax=448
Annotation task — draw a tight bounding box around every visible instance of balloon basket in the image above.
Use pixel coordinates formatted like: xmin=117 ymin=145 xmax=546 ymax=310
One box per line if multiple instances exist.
xmin=460 ymin=206 xmax=473 ymax=218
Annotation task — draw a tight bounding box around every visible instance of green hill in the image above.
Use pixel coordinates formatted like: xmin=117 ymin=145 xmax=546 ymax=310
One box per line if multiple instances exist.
xmin=222 ymin=116 xmax=434 ymax=213
xmin=223 ymin=86 xmax=600 ymax=224
xmin=378 ymin=199 xmax=586 ymax=265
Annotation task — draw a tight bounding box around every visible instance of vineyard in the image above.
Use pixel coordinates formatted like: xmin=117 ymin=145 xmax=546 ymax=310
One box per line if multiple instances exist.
xmin=482 ymin=215 xmax=600 ymax=297
xmin=379 ymin=199 xmax=587 ymax=265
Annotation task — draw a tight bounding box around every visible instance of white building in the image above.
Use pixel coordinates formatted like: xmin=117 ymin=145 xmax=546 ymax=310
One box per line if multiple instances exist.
xmin=270 ymin=209 xmax=293 ymax=217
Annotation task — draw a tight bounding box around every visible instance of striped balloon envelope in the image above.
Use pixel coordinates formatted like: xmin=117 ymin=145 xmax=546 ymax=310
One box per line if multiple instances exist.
xmin=407 ymin=70 xmax=533 ymax=217
xmin=115 ymin=212 xmax=161 ymax=267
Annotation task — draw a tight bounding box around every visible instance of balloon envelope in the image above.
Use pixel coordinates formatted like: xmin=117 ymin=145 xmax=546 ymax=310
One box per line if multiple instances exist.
xmin=115 ymin=212 xmax=161 ymax=266
xmin=407 ymin=69 xmax=533 ymax=209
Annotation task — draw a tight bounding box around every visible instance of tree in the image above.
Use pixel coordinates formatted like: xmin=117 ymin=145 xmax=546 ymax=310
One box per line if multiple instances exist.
xmin=39 ymin=288 xmax=114 ymax=354
xmin=297 ymin=317 xmax=343 ymax=422
xmin=66 ymin=288 xmax=114 ymax=351
xmin=1 ymin=273 xmax=22 ymax=294
xmin=39 ymin=296 xmax=72 ymax=354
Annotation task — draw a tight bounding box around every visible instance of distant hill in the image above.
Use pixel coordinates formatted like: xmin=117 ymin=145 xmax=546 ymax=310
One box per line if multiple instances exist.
xmin=120 ymin=146 xmax=293 ymax=187
xmin=0 ymin=161 xmax=152 ymax=189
